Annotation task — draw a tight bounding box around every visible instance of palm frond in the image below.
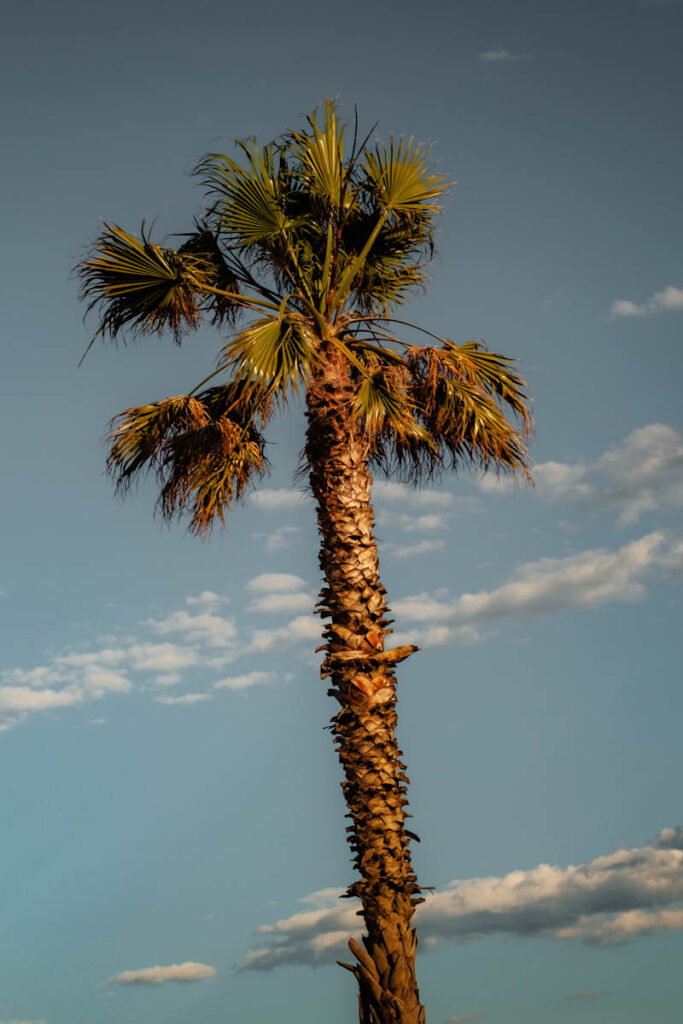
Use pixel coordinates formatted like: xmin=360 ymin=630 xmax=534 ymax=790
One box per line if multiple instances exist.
xmin=404 ymin=342 xmax=532 ymax=479
xmin=159 ymin=416 xmax=267 ymax=536
xmin=107 ymin=395 xmax=211 ymax=489
xmin=195 ymin=143 xmax=292 ymax=247
xmin=289 ymin=100 xmax=347 ymax=209
xmin=362 ymin=138 xmax=452 ymax=217
xmin=106 ymin=383 xmax=270 ymax=535
xmin=222 ymin=314 xmax=317 ymax=398
xmin=78 ymin=224 xmax=213 ymax=344
xmin=177 ymin=224 xmax=240 ymax=325
xmin=347 ymin=349 xmax=434 ymax=459
xmin=436 ymin=341 xmax=532 ymax=429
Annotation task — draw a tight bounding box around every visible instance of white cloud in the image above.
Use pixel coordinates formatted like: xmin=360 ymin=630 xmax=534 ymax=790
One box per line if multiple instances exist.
xmin=155 ymin=672 xmax=182 ymax=687
xmin=594 ymin=424 xmax=683 ymax=525
xmin=239 ymin=827 xmax=683 ymax=969
xmin=126 ymin=642 xmax=201 ymax=671
xmin=535 ymin=461 xmax=595 ymax=503
xmin=298 ymin=887 xmax=346 ymax=907
xmin=249 ymin=615 xmax=322 ymax=653
xmin=112 ymin=961 xmax=215 ymax=984
xmin=373 ymin=481 xmax=456 ymax=508
xmin=80 ymin=667 xmax=132 ymax=697
xmin=56 ymin=649 xmax=126 ymax=670
xmin=0 ymin=687 xmax=82 ymax=713
xmin=145 ymin=611 xmax=237 ymax=648
xmin=250 ymin=488 xmax=311 ymax=509
xmin=391 ymin=532 xmax=682 ymax=646
xmin=480 ymin=424 xmax=683 ymax=527
xmin=185 ymin=590 xmax=226 ymax=611
xmin=262 ymin=526 xmax=300 ymax=553
xmin=378 ymin=510 xmax=449 ymax=533
xmin=404 ymin=514 xmax=448 ymax=532
xmin=247 ymin=591 xmax=314 ymax=614
xmin=479 ymin=49 xmax=529 ymax=62
xmin=214 ymin=670 xmax=277 ymax=691
xmin=387 ymin=539 xmax=446 ymax=560
xmin=609 ymin=284 xmax=683 ymax=318
xmin=247 ymin=573 xmax=307 ymax=594
xmin=155 ymin=693 xmax=213 ymax=705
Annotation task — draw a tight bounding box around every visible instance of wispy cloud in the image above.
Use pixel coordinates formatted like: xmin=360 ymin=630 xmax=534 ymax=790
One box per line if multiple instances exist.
xmin=387 ymin=539 xmax=446 ymax=560
xmin=373 ymin=481 xmax=457 ymax=508
xmin=145 ymin=611 xmax=238 ymax=649
xmin=249 ymin=615 xmax=322 ymax=653
xmin=480 ymin=423 xmax=683 ymax=527
xmin=377 ymin=510 xmax=450 ymax=534
xmin=0 ymin=575 xmax=320 ymax=731
xmin=258 ymin=525 xmax=300 ymax=553
xmin=239 ymin=827 xmax=683 ymax=969
xmin=0 ymin=1019 xmax=47 ymax=1023
xmin=185 ymin=590 xmax=226 ymax=611
xmin=479 ymin=49 xmax=530 ymax=63
xmin=111 ymin=961 xmax=215 ymax=984
xmin=154 ymin=693 xmax=213 ymax=705
xmin=247 ymin=573 xmax=308 ymax=594
xmin=214 ymin=670 xmax=277 ymax=691
xmin=247 ymin=592 xmax=314 ymax=614
xmin=609 ymin=284 xmax=683 ymax=318
xmin=391 ymin=531 xmax=683 ymax=646
xmin=250 ymin=488 xmax=311 ymax=509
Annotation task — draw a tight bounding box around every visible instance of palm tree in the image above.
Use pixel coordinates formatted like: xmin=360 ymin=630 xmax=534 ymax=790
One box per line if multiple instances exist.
xmin=77 ymin=102 xmax=532 ymax=1024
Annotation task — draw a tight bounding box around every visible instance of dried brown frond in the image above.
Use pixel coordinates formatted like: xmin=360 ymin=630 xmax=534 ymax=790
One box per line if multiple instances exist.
xmin=107 ymin=396 xmax=211 ymax=490
xmin=404 ymin=341 xmax=533 ymax=481
xmin=158 ymin=415 xmax=268 ymax=536
xmin=106 ymin=381 xmax=270 ymax=534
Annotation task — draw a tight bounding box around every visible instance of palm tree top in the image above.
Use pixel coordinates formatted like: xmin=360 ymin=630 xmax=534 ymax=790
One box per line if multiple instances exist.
xmin=78 ymin=101 xmax=532 ymax=534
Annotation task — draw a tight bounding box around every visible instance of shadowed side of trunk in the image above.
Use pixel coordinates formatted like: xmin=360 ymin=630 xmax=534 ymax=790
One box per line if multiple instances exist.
xmin=305 ymin=346 xmax=426 ymax=1024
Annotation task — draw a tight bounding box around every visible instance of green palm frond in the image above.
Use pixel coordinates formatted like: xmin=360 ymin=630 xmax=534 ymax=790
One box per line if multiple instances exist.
xmin=289 ymin=100 xmax=347 ymax=209
xmin=437 ymin=341 xmax=532 ymax=429
xmin=223 ymin=314 xmax=316 ymax=398
xmin=195 ymin=142 xmax=292 ymax=247
xmin=362 ymin=138 xmax=452 ymax=217
xmin=78 ymin=224 xmax=215 ymax=344
xmin=339 ymin=214 xmax=433 ymax=311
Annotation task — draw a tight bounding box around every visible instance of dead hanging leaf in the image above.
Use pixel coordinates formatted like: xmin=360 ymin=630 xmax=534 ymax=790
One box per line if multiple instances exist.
xmin=327 ymin=644 xmax=418 ymax=666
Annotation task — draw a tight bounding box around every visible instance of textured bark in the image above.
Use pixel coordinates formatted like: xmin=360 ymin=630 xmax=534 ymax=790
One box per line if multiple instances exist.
xmin=305 ymin=344 xmax=426 ymax=1024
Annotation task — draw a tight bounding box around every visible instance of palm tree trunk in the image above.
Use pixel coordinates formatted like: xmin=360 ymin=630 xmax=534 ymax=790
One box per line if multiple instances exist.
xmin=305 ymin=347 xmax=426 ymax=1024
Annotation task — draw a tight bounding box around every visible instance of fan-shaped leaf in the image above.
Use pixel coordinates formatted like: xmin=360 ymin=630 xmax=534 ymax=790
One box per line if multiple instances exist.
xmin=78 ymin=224 xmax=211 ymax=343
xmin=290 ymin=100 xmax=346 ymax=209
xmin=223 ymin=315 xmax=316 ymax=397
xmin=362 ymin=138 xmax=452 ymax=216
xmin=196 ymin=143 xmax=291 ymax=246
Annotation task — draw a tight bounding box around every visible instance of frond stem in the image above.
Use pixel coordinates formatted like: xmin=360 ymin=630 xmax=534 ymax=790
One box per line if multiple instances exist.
xmin=347 ymin=315 xmax=449 ymax=345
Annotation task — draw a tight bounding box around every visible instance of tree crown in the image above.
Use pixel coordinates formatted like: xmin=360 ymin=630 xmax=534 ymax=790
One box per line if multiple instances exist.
xmin=78 ymin=101 xmax=532 ymax=534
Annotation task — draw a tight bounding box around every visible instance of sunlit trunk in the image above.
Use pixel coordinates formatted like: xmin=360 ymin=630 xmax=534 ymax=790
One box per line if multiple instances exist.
xmin=305 ymin=345 xmax=426 ymax=1024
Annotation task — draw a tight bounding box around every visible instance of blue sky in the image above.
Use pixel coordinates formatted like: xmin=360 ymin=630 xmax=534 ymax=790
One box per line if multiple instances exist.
xmin=1 ymin=0 xmax=682 ymax=1021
